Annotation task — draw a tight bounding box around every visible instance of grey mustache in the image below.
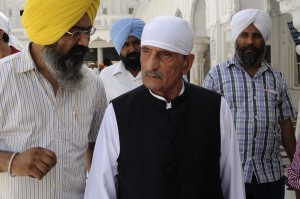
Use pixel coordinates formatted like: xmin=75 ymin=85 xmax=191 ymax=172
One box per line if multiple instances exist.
xmin=143 ymin=70 xmax=164 ymax=78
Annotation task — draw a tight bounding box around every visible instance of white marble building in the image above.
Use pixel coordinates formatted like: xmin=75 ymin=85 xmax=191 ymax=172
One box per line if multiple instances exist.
xmin=0 ymin=0 xmax=300 ymax=109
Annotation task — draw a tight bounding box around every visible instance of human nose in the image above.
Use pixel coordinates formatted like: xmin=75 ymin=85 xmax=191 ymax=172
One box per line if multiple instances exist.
xmin=144 ymin=54 xmax=159 ymax=70
xmin=77 ymin=33 xmax=90 ymax=47
xmin=128 ymin=43 xmax=138 ymax=53
xmin=246 ymin=36 xmax=254 ymax=46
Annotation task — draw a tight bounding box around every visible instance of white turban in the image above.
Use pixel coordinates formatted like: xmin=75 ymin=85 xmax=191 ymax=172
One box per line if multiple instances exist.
xmin=141 ymin=16 xmax=194 ymax=55
xmin=0 ymin=12 xmax=23 ymax=50
xmin=230 ymin=9 xmax=272 ymax=42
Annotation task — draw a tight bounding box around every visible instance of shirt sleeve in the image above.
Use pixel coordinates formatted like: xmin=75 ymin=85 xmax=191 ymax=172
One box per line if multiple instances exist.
xmin=278 ymin=76 xmax=296 ymax=120
xmin=88 ymin=79 xmax=108 ymax=142
xmin=202 ymin=68 xmax=217 ymax=91
xmin=84 ymin=103 xmax=119 ymax=199
xmin=288 ymin=135 xmax=300 ymax=189
xmin=219 ymin=97 xmax=246 ymax=199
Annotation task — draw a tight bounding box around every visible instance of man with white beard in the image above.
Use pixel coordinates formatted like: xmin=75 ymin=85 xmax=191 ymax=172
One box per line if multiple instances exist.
xmin=0 ymin=0 xmax=107 ymax=198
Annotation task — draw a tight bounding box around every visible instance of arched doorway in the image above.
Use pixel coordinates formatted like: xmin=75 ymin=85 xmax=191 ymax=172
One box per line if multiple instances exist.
xmin=190 ymin=0 xmax=210 ymax=86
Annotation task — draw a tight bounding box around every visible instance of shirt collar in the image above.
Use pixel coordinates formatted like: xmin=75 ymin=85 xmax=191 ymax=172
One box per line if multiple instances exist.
xmin=16 ymin=42 xmax=36 ymax=73
xmin=228 ymin=55 xmax=270 ymax=76
xmin=149 ymin=80 xmax=185 ymax=109
xmin=112 ymin=61 xmax=142 ymax=79
xmin=112 ymin=61 xmax=127 ymax=76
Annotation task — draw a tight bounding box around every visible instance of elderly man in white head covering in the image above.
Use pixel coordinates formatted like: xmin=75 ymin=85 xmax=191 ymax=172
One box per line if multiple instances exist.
xmin=0 ymin=12 xmax=23 ymax=58
xmin=85 ymin=16 xmax=245 ymax=199
xmin=100 ymin=17 xmax=145 ymax=102
xmin=203 ymin=9 xmax=296 ymax=199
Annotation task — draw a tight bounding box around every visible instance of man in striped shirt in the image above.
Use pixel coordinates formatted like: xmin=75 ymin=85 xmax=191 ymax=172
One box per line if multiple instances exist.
xmin=0 ymin=0 xmax=107 ymax=199
xmin=203 ymin=9 xmax=296 ymax=199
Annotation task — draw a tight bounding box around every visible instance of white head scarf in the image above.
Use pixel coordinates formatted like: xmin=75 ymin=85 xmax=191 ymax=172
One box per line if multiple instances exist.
xmin=0 ymin=12 xmax=23 ymax=50
xmin=230 ymin=9 xmax=272 ymax=42
xmin=141 ymin=16 xmax=194 ymax=55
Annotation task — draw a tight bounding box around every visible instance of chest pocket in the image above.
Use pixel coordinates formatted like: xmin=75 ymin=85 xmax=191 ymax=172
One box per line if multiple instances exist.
xmin=266 ymin=89 xmax=281 ymax=108
xmin=61 ymin=109 xmax=93 ymax=150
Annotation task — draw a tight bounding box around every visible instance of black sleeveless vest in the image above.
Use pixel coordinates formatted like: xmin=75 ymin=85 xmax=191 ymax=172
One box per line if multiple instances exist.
xmin=112 ymin=83 xmax=224 ymax=199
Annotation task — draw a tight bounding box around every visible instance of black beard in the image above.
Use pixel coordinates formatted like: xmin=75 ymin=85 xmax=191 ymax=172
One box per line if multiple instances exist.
xmin=235 ymin=43 xmax=266 ymax=68
xmin=121 ymin=52 xmax=141 ymax=70
xmin=42 ymin=44 xmax=89 ymax=90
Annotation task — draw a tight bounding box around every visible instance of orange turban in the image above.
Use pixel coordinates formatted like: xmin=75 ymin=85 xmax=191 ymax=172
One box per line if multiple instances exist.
xmin=22 ymin=0 xmax=100 ymax=45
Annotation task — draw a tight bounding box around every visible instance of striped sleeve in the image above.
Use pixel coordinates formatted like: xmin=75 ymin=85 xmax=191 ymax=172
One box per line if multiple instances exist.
xmin=288 ymin=137 xmax=300 ymax=189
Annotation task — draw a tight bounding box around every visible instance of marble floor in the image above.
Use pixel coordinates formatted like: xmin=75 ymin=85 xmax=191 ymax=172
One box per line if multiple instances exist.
xmin=285 ymin=189 xmax=295 ymax=199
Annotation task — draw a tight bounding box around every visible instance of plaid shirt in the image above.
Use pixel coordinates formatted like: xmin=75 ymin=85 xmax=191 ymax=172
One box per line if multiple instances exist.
xmin=203 ymin=56 xmax=295 ymax=183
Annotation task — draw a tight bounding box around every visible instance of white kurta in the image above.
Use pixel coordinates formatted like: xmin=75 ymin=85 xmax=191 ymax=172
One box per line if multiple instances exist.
xmin=85 ymin=96 xmax=245 ymax=199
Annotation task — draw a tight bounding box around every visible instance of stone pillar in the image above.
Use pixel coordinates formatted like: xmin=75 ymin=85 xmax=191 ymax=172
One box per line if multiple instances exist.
xmin=278 ymin=0 xmax=300 ymax=30
xmin=190 ymin=37 xmax=210 ymax=86
xmin=278 ymin=0 xmax=300 ymax=138
xmin=278 ymin=0 xmax=300 ymax=54
xmin=97 ymin=48 xmax=104 ymax=65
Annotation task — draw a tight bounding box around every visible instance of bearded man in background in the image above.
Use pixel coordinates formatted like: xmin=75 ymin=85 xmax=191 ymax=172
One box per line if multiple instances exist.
xmin=99 ymin=17 xmax=145 ymax=103
xmin=203 ymin=9 xmax=296 ymax=199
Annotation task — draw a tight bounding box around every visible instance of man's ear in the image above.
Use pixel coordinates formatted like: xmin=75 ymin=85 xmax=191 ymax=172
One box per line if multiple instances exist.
xmin=183 ymin=54 xmax=195 ymax=75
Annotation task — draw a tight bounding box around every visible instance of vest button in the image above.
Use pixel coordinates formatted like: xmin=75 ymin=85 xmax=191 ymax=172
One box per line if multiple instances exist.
xmin=166 ymin=166 xmax=173 ymax=172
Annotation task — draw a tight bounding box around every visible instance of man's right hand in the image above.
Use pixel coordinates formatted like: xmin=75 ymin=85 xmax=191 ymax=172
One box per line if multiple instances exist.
xmin=11 ymin=147 xmax=57 ymax=180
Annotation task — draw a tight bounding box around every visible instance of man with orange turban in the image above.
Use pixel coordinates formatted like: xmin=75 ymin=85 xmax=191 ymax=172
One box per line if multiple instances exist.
xmin=0 ymin=0 xmax=107 ymax=198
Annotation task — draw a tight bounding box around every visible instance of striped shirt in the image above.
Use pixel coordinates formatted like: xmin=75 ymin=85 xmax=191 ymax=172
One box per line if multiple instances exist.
xmin=203 ymin=56 xmax=295 ymax=183
xmin=0 ymin=44 xmax=107 ymax=199
xmin=288 ymin=136 xmax=300 ymax=189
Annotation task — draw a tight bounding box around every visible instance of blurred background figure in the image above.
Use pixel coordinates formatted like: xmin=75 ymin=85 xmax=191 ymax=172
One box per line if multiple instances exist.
xmin=88 ymin=61 xmax=99 ymax=74
xmin=103 ymin=58 xmax=113 ymax=66
xmin=0 ymin=12 xmax=23 ymax=59
xmin=98 ymin=63 xmax=105 ymax=72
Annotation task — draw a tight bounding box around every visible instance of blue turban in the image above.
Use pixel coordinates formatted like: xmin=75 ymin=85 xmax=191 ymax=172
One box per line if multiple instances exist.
xmin=110 ymin=17 xmax=145 ymax=55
